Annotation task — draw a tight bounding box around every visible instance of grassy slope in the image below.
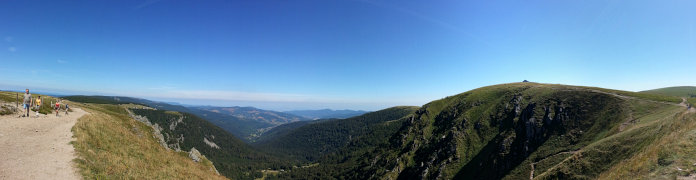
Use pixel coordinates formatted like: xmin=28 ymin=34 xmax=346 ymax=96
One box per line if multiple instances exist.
xmin=63 ymin=95 xmax=275 ymax=141
xmin=597 ymin=110 xmax=696 ymax=179
xmin=335 ymin=82 xmax=685 ymax=180
xmin=71 ymin=103 xmax=226 ymax=179
xmin=641 ymin=86 xmax=696 ymax=107
xmin=131 ymin=109 xmax=293 ymax=179
xmin=0 ymin=91 xmax=225 ymax=179
xmin=534 ymin=102 xmax=683 ymax=179
xmin=641 ymin=86 xmax=696 ymax=97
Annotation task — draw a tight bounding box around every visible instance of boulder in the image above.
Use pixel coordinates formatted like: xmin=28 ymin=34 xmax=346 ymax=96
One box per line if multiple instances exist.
xmin=189 ymin=147 xmax=202 ymax=162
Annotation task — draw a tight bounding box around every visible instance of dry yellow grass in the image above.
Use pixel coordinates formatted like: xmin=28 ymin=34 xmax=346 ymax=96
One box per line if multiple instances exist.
xmin=598 ymin=110 xmax=696 ymax=179
xmin=71 ymin=103 xmax=226 ymax=179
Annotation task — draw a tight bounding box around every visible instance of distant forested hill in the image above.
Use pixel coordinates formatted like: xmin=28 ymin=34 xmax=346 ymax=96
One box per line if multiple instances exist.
xmin=63 ymin=96 xmax=275 ymax=141
xmin=283 ymin=109 xmax=369 ymax=119
xmin=130 ymin=109 xmax=294 ymax=179
xmin=255 ymin=106 xmax=417 ymax=162
xmin=191 ymin=106 xmax=308 ymax=125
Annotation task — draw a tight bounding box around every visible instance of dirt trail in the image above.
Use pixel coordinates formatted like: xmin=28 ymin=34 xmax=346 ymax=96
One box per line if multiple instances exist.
xmin=529 ymin=150 xmax=579 ymax=180
xmin=678 ymin=98 xmax=695 ymax=113
xmin=0 ymin=107 xmax=87 ymax=180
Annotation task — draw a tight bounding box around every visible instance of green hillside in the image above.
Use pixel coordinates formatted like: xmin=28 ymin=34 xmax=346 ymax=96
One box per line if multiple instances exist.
xmin=642 ymin=86 xmax=696 ymax=97
xmin=8 ymin=82 xmax=695 ymax=180
xmin=283 ymin=109 xmax=369 ymax=119
xmin=193 ymin=106 xmax=308 ymax=125
xmin=262 ymin=83 xmax=695 ymax=179
xmin=642 ymin=86 xmax=696 ymax=107
xmin=253 ymin=120 xmax=317 ymax=143
xmin=64 ymin=95 xmax=276 ymax=141
xmin=255 ymin=106 xmax=418 ymax=162
xmin=130 ymin=109 xmax=294 ymax=179
xmin=0 ymin=91 xmax=226 ymax=179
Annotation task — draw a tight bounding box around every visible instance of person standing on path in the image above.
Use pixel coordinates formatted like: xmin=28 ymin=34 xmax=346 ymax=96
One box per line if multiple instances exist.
xmin=35 ymin=96 xmax=42 ymax=117
xmin=23 ymin=89 xmax=31 ymax=117
xmin=55 ymin=100 xmax=60 ymax=117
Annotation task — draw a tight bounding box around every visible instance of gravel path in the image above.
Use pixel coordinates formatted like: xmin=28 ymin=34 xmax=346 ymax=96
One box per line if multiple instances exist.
xmin=0 ymin=107 xmax=87 ymax=180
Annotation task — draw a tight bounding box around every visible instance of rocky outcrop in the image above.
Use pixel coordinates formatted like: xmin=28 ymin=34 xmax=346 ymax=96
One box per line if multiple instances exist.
xmin=204 ymin=137 xmax=220 ymax=149
xmin=189 ymin=147 xmax=202 ymax=162
xmin=377 ymin=89 xmax=612 ymax=180
xmin=127 ymin=109 xmax=170 ymax=150
xmin=188 ymin=147 xmax=221 ymax=175
xmin=169 ymin=116 xmax=184 ymax=131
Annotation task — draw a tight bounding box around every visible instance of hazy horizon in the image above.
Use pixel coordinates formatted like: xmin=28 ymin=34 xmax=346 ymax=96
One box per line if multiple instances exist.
xmin=2 ymin=1 xmax=695 ymax=111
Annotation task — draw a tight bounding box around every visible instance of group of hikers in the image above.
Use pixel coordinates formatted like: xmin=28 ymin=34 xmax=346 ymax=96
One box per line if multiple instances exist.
xmin=21 ymin=89 xmax=69 ymax=117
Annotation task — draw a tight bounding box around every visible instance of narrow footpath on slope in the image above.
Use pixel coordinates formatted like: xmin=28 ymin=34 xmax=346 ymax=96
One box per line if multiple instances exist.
xmin=0 ymin=107 xmax=88 ymax=180
xmin=679 ymin=97 xmax=696 ymax=114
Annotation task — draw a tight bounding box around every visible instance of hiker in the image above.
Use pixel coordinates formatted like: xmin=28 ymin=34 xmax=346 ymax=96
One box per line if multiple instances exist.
xmin=55 ymin=100 xmax=60 ymax=117
xmin=23 ymin=89 xmax=31 ymax=117
xmin=35 ymin=96 xmax=42 ymax=117
xmin=64 ymin=103 xmax=69 ymax=115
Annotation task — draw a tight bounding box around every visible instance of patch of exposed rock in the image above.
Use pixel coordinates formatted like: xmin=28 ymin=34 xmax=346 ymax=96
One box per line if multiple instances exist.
xmin=188 ymin=147 xmax=221 ymax=175
xmin=204 ymin=137 xmax=220 ymax=149
xmin=189 ymin=147 xmax=202 ymax=162
xmin=127 ymin=109 xmax=169 ymax=150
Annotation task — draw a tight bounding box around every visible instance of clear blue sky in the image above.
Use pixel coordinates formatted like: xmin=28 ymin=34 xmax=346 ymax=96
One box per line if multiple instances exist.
xmin=1 ymin=0 xmax=695 ymax=111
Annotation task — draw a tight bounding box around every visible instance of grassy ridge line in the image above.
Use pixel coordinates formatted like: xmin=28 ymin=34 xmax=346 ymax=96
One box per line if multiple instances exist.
xmin=448 ymin=82 xmax=682 ymax=104
xmin=71 ymin=103 xmax=226 ymax=179
xmin=524 ymin=83 xmax=683 ymax=103
xmin=641 ymin=86 xmax=696 ymax=97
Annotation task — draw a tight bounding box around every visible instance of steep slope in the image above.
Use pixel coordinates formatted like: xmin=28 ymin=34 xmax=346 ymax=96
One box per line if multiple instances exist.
xmin=129 ymin=109 xmax=293 ymax=179
xmin=270 ymin=83 xmax=689 ymax=179
xmin=186 ymin=108 xmax=274 ymax=141
xmin=374 ymin=83 xmax=685 ymax=179
xmin=253 ymin=120 xmax=317 ymax=143
xmin=255 ymin=106 xmax=418 ymax=162
xmin=15 ymin=99 xmax=225 ymax=179
xmin=63 ymin=95 xmax=275 ymax=141
xmin=284 ymin=109 xmax=369 ymax=119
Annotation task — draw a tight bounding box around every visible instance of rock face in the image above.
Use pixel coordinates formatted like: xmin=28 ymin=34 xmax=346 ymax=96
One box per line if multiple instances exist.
xmin=189 ymin=147 xmax=202 ymax=162
xmin=204 ymin=137 xmax=220 ymax=149
xmin=362 ymin=85 xmax=623 ymax=180
xmin=127 ymin=109 xmax=170 ymax=150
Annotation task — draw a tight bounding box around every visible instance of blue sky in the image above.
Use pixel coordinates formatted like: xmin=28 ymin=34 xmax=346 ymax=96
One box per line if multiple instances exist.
xmin=1 ymin=0 xmax=695 ymax=111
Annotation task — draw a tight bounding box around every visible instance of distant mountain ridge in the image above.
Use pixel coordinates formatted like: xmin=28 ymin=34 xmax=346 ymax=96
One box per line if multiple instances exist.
xmin=255 ymin=106 xmax=417 ymax=162
xmin=266 ymin=83 xmax=693 ymax=179
xmin=63 ymin=96 xmax=277 ymax=141
xmin=284 ymin=109 xmax=369 ymax=119
xmin=192 ymin=106 xmax=309 ymax=125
